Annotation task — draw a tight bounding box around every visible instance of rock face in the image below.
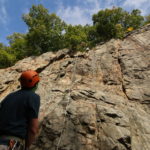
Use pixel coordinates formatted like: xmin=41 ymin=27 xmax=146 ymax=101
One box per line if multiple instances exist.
xmin=0 ymin=24 xmax=150 ymax=150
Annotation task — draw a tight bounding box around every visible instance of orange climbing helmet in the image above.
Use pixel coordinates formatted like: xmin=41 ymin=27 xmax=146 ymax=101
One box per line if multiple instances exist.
xmin=19 ymin=70 xmax=40 ymax=88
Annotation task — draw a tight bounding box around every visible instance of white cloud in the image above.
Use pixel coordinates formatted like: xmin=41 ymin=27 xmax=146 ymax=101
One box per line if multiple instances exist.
xmin=56 ymin=0 xmax=119 ymax=25
xmin=84 ymin=0 xmax=102 ymax=15
xmin=56 ymin=0 xmax=150 ymax=26
xmin=0 ymin=0 xmax=8 ymax=25
xmin=123 ymin=0 xmax=150 ymax=15
xmin=57 ymin=6 xmax=91 ymax=25
xmin=123 ymin=0 xmax=148 ymax=8
xmin=56 ymin=0 xmax=102 ymax=25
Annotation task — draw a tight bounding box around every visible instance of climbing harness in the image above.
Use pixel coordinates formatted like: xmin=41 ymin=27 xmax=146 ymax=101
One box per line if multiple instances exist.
xmin=0 ymin=137 xmax=25 ymax=150
xmin=9 ymin=139 xmax=18 ymax=150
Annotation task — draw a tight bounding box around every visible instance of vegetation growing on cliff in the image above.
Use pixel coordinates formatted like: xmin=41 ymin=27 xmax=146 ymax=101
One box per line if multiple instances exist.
xmin=0 ymin=5 xmax=150 ymax=69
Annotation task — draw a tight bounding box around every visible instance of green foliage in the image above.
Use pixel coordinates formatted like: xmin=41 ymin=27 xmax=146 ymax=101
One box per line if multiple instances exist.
xmin=0 ymin=5 xmax=149 ymax=69
xmin=92 ymin=8 xmax=125 ymax=40
xmin=115 ymin=24 xmax=124 ymax=38
xmin=92 ymin=7 xmax=144 ymax=40
xmin=144 ymin=15 xmax=150 ymax=24
xmin=0 ymin=43 xmax=5 ymax=49
xmin=64 ymin=25 xmax=90 ymax=51
xmin=125 ymin=9 xmax=144 ymax=29
xmin=88 ymin=26 xmax=102 ymax=45
xmin=23 ymin=5 xmax=67 ymax=54
xmin=0 ymin=45 xmax=16 ymax=68
xmin=7 ymin=33 xmax=28 ymax=59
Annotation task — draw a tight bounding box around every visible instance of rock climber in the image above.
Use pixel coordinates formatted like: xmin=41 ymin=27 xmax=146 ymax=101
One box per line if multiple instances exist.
xmin=0 ymin=70 xmax=40 ymax=150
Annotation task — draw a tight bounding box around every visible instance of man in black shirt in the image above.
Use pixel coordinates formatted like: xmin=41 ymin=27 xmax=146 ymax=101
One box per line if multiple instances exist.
xmin=0 ymin=70 xmax=40 ymax=150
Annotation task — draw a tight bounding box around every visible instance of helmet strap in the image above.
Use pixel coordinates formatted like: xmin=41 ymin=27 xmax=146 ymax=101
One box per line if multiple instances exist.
xmin=31 ymin=83 xmax=39 ymax=92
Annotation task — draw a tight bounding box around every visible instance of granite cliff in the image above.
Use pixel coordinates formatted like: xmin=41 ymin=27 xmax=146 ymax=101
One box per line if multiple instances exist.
xmin=0 ymin=24 xmax=150 ymax=150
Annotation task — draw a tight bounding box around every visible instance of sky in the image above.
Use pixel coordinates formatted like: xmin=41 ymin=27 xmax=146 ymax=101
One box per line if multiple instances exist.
xmin=0 ymin=0 xmax=150 ymax=45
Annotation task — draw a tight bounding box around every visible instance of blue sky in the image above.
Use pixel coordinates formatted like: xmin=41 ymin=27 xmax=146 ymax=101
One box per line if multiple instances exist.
xmin=0 ymin=0 xmax=150 ymax=45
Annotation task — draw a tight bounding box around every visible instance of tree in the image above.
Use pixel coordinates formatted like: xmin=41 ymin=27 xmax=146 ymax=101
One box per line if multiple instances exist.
xmin=115 ymin=24 xmax=124 ymax=38
xmin=92 ymin=7 xmax=144 ymax=41
xmin=92 ymin=8 xmax=125 ymax=40
xmin=64 ymin=25 xmax=90 ymax=51
xmin=7 ymin=33 xmax=28 ymax=59
xmin=0 ymin=43 xmax=5 ymax=49
xmin=23 ymin=4 xmax=67 ymax=55
xmin=0 ymin=44 xmax=16 ymax=68
xmin=144 ymin=15 xmax=150 ymax=24
xmin=125 ymin=9 xmax=144 ymax=29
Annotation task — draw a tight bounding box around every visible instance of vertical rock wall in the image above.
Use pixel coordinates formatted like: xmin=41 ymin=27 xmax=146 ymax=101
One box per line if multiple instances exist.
xmin=0 ymin=25 xmax=150 ymax=150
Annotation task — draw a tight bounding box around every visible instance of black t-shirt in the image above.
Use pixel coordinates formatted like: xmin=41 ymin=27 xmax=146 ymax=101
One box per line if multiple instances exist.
xmin=0 ymin=89 xmax=40 ymax=139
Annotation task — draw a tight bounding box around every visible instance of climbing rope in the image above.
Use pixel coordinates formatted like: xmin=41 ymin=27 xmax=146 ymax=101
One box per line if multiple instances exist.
xmin=38 ymin=62 xmax=69 ymax=118
xmin=56 ymin=57 xmax=78 ymax=150
xmin=92 ymin=50 xmax=96 ymax=89
xmin=56 ymin=89 xmax=72 ymax=150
